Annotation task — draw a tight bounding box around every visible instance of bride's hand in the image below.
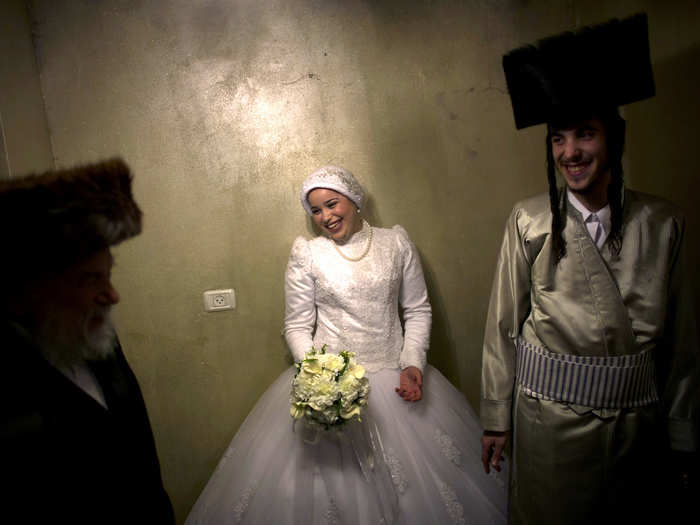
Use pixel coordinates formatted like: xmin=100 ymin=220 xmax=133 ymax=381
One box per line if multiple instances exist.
xmin=395 ymin=366 xmax=423 ymax=402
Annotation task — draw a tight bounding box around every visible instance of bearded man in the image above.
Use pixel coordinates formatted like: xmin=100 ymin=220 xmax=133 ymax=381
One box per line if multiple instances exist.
xmin=479 ymin=14 xmax=698 ymax=524
xmin=0 ymin=159 xmax=174 ymax=523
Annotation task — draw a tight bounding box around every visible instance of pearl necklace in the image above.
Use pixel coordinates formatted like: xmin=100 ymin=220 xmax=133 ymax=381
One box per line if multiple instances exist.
xmin=332 ymin=220 xmax=373 ymax=262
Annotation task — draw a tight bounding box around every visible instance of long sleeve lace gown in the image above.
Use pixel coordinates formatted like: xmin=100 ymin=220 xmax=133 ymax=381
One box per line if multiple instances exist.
xmin=186 ymin=222 xmax=507 ymax=524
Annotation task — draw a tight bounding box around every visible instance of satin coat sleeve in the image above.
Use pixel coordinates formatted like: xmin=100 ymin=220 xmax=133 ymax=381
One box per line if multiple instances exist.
xmin=394 ymin=226 xmax=432 ymax=372
xmin=283 ymin=237 xmax=316 ymax=362
xmin=661 ymin=216 xmax=699 ymax=451
xmin=480 ymin=206 xmax=533 ymax=432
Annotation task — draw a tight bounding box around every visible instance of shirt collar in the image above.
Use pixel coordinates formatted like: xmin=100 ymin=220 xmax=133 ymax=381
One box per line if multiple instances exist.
xmin=567 ymin=189 xmax=611 ymax=231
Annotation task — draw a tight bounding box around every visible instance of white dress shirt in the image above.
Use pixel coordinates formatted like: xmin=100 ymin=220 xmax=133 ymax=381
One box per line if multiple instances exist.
xmin=567 ymin=190 xmax=611 ymax=249
xmin=58 ymin=361 xmax=108 ymax=408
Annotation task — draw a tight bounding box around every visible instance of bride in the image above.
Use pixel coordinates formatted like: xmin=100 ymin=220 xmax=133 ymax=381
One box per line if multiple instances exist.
xmin=185 ymin=166 xmax=507 ymax=524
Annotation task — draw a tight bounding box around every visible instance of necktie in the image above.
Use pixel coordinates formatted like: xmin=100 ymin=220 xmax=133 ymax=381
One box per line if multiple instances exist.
xmin=586 ymin=213 xmax=602 ymax=247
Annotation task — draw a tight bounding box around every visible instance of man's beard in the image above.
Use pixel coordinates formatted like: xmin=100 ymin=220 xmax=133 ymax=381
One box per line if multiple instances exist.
xmin=35 ymin=306 xmax=117 ymax=368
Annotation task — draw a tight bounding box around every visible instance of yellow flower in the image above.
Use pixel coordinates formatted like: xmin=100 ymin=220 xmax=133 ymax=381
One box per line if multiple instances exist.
xmin=302 ymin=359 xmax=322 ymax=374
xmin=322 ymin=353 xmax=345 ymax=372
xmin=348 ymin=363 xmax=365 ymax=379
xmin=290 ymin=403 xmax=305 ymax=419
xmin=340 ymin=405 xmax=361 ymax=419
xmin=319 ymin=368 xmax=335 ymax=382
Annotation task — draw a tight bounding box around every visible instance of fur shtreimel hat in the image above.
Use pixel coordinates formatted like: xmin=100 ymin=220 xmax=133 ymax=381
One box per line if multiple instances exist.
xmin=0 ymin=158 xmax=142 ymax=281
xmin=503 ymin=12 xmax=655 ymax=129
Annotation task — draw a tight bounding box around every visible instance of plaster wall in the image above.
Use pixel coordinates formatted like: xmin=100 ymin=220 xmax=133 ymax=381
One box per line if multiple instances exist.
xmin=22 ymin=0 xmax=700 ymax=521
xmin=0 ymin=0 xmax=53 ymax=178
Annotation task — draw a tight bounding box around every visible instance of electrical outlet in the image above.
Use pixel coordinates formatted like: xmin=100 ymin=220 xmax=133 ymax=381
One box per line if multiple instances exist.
xmin=203 ymin=289 xmax=235 ymax=312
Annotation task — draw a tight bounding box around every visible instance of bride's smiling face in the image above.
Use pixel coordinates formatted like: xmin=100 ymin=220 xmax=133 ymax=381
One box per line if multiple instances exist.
xmin=307 ymin=188 xmax=362 ymax=244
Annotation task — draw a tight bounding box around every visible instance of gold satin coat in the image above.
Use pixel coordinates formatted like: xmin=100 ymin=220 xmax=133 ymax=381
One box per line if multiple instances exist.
xmin=481 ymin=188 xmax=698 ymax=451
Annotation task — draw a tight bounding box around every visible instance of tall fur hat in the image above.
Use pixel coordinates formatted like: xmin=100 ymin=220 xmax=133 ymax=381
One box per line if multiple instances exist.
xmin=503 ymin=13 xmax=655 ymax=129
xmin=0 ymin=158 xmax=142 ymax=285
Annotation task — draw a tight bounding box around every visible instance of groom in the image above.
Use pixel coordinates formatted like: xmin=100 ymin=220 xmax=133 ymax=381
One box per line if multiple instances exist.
xmin=0 ymin=159 xmax=174 ymax=524
xmin=480 ymin=13 xmax=699 ymax=524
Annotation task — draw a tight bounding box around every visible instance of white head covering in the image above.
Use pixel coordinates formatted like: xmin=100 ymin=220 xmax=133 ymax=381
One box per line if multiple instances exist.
xmin=300 ymin=165 xmax=365 ymax=215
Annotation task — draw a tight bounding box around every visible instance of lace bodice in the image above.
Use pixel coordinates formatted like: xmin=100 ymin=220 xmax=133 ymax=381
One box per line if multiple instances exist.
xmin=284 ymin=222 xmax=431 ymax=372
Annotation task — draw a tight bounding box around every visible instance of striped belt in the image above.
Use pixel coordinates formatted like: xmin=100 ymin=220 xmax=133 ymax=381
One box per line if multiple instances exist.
xmin=515 ymin=339 xmax=659 ymax=408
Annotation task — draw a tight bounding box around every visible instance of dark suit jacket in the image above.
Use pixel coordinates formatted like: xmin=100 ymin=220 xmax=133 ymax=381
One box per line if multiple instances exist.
xmin=0 ymin=320 xmax=174 ymax=524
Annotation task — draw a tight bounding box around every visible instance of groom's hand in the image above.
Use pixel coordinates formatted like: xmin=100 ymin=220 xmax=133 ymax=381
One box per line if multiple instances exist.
xmin=396 ymin=366 xmax=423 ymax=402
xmin=481 ymin=430 xmax=507 ymax=473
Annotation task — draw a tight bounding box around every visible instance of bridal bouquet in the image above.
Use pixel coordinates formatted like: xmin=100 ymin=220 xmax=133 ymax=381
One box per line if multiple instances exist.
xmin=290 ymin=345 xmax=370 ymax=430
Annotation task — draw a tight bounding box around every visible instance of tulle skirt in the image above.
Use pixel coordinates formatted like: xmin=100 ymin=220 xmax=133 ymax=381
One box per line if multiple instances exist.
xmin=185 ymin=365 xmax=508 ymax=524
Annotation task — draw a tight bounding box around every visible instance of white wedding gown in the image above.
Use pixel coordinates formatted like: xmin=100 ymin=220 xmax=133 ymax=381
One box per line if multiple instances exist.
xmin=186 ymin=223 xmax=507 ymax=524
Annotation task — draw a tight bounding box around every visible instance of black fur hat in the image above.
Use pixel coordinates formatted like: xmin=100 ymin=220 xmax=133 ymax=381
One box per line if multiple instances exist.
xmin=0 ymin=158 xmax=142 ymax=284
xmin=503 ymin=13 xmax=655 ymax=129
